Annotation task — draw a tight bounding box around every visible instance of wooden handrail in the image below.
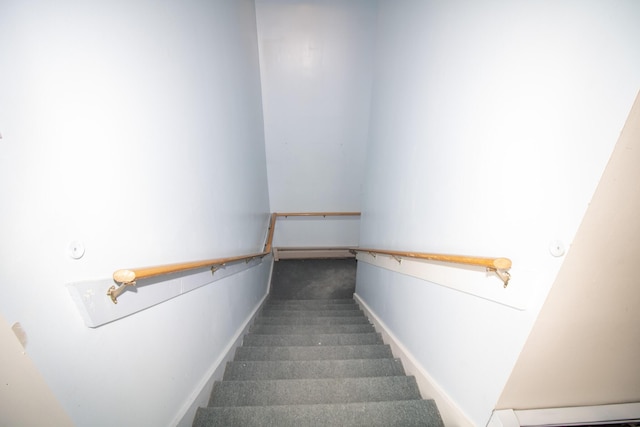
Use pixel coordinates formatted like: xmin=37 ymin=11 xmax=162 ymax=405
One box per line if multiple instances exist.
xmin=109 ymin=212 xmax=508 ymax=302
xmin=108 ymin=251 xmax=270 ymax=304
xmin=264 ymin=212 xmax=278 ymax=253
xmin=275 ymin=212 xmax=361 ymax=217
xmin=112 ymin=252 xmax=268 ymax=284
xmin=264 ymin=212 xmax=360 ymax=254
xmin=353 ymin=248 xmax=512 ymax=287
xmin=108 ymin=212 xmax=360 ymax=303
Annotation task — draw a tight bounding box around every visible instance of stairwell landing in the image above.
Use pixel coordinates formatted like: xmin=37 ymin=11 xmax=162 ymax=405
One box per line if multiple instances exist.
xmin=193 ymin=259 xmax=444 ymax=426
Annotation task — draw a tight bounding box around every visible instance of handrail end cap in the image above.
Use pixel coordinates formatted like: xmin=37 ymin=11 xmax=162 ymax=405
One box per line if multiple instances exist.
xmin=493 ymin=258 xmax=512 ymax=270
xmin=113 ymin=269 xmax=136 ymax=284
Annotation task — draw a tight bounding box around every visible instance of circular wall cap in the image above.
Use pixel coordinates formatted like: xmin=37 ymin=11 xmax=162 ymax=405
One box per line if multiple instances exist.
xmin=69 ymin=241 xmax=85 ymax=259
xmin=549 ymin=240 xmax=565 ymax=257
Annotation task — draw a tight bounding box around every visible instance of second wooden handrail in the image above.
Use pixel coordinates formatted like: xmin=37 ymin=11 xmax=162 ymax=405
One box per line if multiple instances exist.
xmin=275 ymin=212 xmax=361 ymax=217
xmin=353 ymin=248 xmax=512 ymax=287
xmin=264 ymin=212 xmax=360 ymax=253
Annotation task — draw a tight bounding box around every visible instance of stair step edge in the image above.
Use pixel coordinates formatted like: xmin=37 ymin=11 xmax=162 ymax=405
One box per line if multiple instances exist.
xmin=194 ymin=399 xmax=444 ymax=427
xmin=209 ymin=376 xmax=422 ymax=407
xmin=223 ymin=358 xmax=406 ymax=381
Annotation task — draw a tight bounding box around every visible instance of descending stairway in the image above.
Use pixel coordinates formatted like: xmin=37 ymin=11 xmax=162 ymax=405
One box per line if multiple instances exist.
xmin=193 ymin=297 xmax=444 ymax=426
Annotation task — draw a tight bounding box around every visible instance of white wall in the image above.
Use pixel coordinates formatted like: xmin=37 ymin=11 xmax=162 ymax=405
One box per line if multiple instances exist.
xmin=0 ymin=1 xmax=271 ymax=426
xmin=357 ymin=1 xmax=640 ymax=425
xmin=271 ymin=216 xmax=361 ymax=248
xmin=255 ymin=0 xmax=376 ymax=245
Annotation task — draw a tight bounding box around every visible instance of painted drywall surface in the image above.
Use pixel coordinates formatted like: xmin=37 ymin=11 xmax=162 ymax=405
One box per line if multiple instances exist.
xmin=255 ymin=0 xmax=376 ymax=246
xmin=496 ymin=93 xmax=640 ymax=410
xmin=0 ymin=1 xmax=270 ymax=426
xmin=357 ymin=1 xmax=640 ymax=425
xmin=272 ymin=216 xmax=361 ymax=247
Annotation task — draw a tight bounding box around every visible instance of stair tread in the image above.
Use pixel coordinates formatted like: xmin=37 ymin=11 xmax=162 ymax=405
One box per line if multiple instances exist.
xmin=267 ymin=298 xmax=355 ymax=305
xmin=209 ymin=376 xmax=422 ymax=406
xmin=194 ymin=290 xmax=443 ymax=427
xmin=243 ymin=332 xmax=384 ymax=347
xmin=194 ymin=399 xmax=444 ymax=427
xmin=223 ymin=358 xmax=405 ymax=380
xmin=234 ymin=344 xmax=393 ymax=361
xmin=249 ymin=324 xmax=375 ymax=335
xmin=254 ymin=316 xmax=370 ymax=325
xmin=260 ymin=309 xmax=365 ymax=317
xmin=264 ymin=304 xmax=360 ymax=311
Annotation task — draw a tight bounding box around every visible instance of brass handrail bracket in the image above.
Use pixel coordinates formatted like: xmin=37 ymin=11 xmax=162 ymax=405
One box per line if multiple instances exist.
xmin=490 ymin=268 xmax=511 ymax=287
xmin=107 ymin=281 xmax=136 ymax=304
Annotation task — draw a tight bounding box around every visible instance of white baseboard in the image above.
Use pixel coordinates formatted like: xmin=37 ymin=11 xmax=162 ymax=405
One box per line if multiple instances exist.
xmin=172 ymin=292 xmax=269 ymax=427
xmin=354 ymin=293 xmax=475 ymax=427
xmin=490 ymin=402 xmax=640 ymax=426
xmin=488 ymin=409 xmax=521 ymax=427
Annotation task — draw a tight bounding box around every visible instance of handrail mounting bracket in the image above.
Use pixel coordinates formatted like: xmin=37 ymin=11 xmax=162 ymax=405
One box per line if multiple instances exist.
xmin=107 ymin=281 xmax=136 ymax=304
xmin=488 ymin=268 xmax=511 ymax=288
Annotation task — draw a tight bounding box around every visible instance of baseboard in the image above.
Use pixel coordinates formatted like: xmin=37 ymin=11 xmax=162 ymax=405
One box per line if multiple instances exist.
xmin=266 ymin=254 xmax=275 ymax=295
xmin=354 ymin=293 xmax=475 ymax=427
xmin=172 ymin=291 xmax=270 ymax=427
xmin=489 ymin=403 xmax=640 ymax=427
xmin=488 ymin=409 xmax=521 ymax=427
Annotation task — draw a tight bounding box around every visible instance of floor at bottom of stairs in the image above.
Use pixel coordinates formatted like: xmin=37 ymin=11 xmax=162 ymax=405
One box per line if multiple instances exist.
xmin=269 ymin=258 xmax=357 ymax=300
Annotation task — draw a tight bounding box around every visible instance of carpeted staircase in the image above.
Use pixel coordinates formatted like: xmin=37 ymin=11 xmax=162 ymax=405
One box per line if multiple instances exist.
xmin=192 ymin=260 xmax=444 ymax=426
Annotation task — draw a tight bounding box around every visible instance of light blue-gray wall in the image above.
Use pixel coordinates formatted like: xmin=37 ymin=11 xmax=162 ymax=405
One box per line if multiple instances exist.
xmin=357 ymin=1 xmax=640 ymax=425
xmin=0 ymin=1 xmax=271 ymax=425
xmin=255 ymin=0 xmax=377 ymax=247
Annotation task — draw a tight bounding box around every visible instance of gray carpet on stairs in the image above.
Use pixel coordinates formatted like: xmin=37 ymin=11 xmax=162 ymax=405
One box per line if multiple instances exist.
xmin=193 ymin=259 xmax=444 ymax=427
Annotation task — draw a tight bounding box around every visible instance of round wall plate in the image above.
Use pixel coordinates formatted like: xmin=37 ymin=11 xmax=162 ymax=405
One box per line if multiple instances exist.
xmin=549 ymin=240 xmax=565 ymax=257
xmin=69 ymin=241 xmax=85 ymax=259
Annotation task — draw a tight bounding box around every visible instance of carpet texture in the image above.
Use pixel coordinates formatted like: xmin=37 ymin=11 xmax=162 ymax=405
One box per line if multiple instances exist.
xmin=192 ymin=259 xmax=444 ymax=426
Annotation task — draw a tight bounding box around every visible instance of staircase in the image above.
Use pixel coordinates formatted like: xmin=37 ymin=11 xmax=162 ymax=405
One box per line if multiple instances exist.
xmin=193 ymin=293 xmax=444 ymax=426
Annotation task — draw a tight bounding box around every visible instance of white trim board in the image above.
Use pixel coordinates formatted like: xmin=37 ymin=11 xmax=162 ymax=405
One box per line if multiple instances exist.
xmin=356 ymin=252 xmax=526 ymax=310
xmin=67 ymin=256 xmax=265 ymax=328
xmin=354 ymin=293 xmax=475 ymax=427
xmin=491 ymin=403 xmax=640 ymax=427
